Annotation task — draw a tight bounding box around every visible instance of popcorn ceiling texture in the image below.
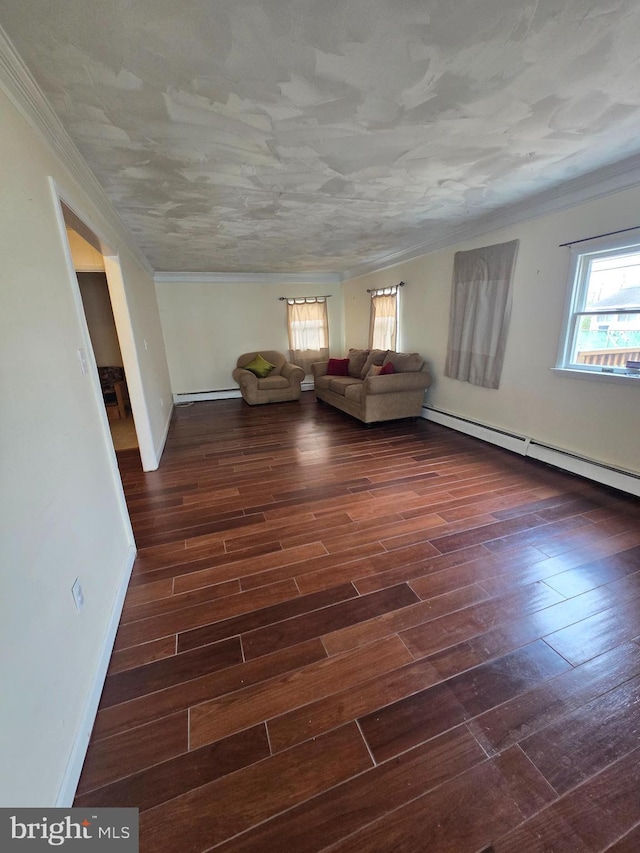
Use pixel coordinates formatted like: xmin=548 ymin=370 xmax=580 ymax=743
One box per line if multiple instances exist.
xmin=3 ymin=0 xmax=640 ymax=273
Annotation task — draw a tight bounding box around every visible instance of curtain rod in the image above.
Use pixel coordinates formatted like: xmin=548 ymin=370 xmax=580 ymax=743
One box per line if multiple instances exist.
xmin=559 ymin=226 xmax=640 ymax=248
xmin=278 ymin=295 xmax=332 ymax=301
xmin=367 ymin=281 xmax=405 ymax=294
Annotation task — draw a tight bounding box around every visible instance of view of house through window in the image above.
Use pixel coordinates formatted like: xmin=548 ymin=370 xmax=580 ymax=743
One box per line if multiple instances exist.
xmin=559 ymin=239 xmax=640 ymax=375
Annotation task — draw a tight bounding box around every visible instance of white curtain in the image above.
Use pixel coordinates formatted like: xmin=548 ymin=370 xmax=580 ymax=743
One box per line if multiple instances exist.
xmin=369 ymin=287 xmax=399 ymax=351
xmin=444 ymin=240 xmax=519 ymax=389
xmin=286 ymin=297 xmax=329 ymax=374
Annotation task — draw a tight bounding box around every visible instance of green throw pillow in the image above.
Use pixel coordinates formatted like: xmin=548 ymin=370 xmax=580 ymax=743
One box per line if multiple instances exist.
xmin=244 ymin=354 xmax=275 ymax=378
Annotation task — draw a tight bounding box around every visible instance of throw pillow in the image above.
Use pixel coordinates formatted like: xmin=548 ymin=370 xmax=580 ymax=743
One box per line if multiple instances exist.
xmin=366 ymin=364 xmax=383 ymax=377
xmin=244 ymin=354 xmax=275 ymax=378
xmin=326 ymin=358 xmax=350 ymax=376
xmin=347 ymin=348 xmax=370 ymax=378
xmin=380 ymin=361 xmax=395 ymax=375
xmin=360 ymin=349 xmax=388 ymax=378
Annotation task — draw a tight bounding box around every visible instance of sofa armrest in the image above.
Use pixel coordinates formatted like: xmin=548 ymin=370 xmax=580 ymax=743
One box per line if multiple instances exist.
xmin=363 ymin=369 xmax=431 ymax=395
xmin=311 ymin=361 xmax=329 ymax=379
xmin=281 ymin=362 xmax=305 ymax=382
xmin=232 ymin=367 xmax=258 ymax=389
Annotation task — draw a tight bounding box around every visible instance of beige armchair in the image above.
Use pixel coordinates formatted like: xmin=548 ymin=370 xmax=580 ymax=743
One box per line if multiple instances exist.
xmin=232 ymin=351 xmax=305 ymax=405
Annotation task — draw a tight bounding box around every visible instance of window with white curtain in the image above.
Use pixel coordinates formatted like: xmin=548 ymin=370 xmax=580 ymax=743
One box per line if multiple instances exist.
xmin=369 ymin=286 xmax=399 ymax=351
xmin=286 ymin=297 xmax=329 ymax=374
xmin=444 ymin=240 xmax=519 ymax=389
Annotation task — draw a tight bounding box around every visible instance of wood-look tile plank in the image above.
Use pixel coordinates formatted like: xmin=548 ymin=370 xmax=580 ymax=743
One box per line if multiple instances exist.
xmin=322 ymin=584 xmax=489 ymax=656
xmin=400 ymin=581 xmax=565 ymax=660
xmin=359 ymin=641 xmax=569 ymax=763
xmin=215 ymin=727 xmax=486 ymax=853
xmin=242 ymin=583 xmax=420 ymax=660
xmin=189 ymin=635 xmax=413 ymax=750
xmin=469 ymin=642 xmax=640 ymax=756
xmin=544 ymin=595 xmax=640 ymax=666
xmin=492 ymin=747 xmax=640 ymax=852
xmin=120 ymin=578 xmax=241 ymax=624
xmin=520 ymin=675 xmax=640 ymax=794
xmin=325 ymin=745 xmax=556 ymax=853
xmin=75 ymin=711 xmax=188 ymax=796
xmin=92 ymin=638 xmax=327 ymax=740
xmin=177 ymin=582 xmax=358 ymax=653
xmin=267 ymin=654 xmax=441 ymax=752
xmin=107 ymin=636 xmax=176 ymax=676
xmin=99 ymin=637 xmax=243 ymax=708
xmin=139 ymin=724 xmax=373 ymax=853
xmin=113 ymin=578 xmax=299 ymax=650
xmin=74 ymin=724 xmax=270 ymax=812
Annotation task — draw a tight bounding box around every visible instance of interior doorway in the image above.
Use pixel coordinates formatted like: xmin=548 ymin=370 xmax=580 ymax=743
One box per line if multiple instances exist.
xmin=75 ymin=269 xmax=139 ymax=453
xmin=63 ymin=213 xmax=140 ymax=457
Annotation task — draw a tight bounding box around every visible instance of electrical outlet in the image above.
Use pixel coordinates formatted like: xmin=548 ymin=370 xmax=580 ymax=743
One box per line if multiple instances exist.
xmin=71 ymin=579 xmax=84 ymax=613
xmin=160 ymin=397 xmax=164 ymax=407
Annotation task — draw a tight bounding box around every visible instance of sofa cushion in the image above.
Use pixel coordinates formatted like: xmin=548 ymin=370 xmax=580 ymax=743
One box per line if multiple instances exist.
xmin=257 ymin=375 xmax=289 ymax=390
xmin=383 ymin=351 xmax=424 ymax=373
xmin=327 ymin=358 xmax=349 ymax=376
xmin=245 ymin=353 xmax=275 ymax=377
xmin=344 ymin=383 xmax=363 ymax=402
xmin=314 ymin=374 xmax=333 ymax=390
xmin=347 ymin=348 xmax=370 ymax=378
xmin=360 ymin=349 xmax=388 ymax=378
xmin=329 ymin=376 xmax=362 ymax=396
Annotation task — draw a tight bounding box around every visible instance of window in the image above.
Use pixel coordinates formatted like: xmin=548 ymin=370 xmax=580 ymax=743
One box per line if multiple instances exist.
xmin=557 ymin=236 xmax=640 ymax=377
xmin=286 ymin=297 xmax=329 ymax=374
xmin=369 ymin=286 xmax=400 ymax=351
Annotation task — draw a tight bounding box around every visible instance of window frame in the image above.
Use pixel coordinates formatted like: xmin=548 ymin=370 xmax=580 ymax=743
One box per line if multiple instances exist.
xmin=556 ymin=233 xmax=640 ymax=380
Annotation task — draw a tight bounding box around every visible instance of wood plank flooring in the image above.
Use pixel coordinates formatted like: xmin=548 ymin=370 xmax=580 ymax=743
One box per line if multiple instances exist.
xmin=75 ymin=393 xmax=640 ymax=852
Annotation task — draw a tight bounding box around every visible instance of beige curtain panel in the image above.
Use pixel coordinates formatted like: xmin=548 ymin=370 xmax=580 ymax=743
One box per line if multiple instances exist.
xmin=369 ymin=288 xmax=399 ymax=351
xmin=444 ymin=240 xmax=519 ymax=389
xmin=286 ymin=297 xmax=329 ymax=374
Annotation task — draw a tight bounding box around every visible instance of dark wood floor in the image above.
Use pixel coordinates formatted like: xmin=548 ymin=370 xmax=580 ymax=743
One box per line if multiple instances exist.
xmin=75 ymin=393 xmax=640 ymax=852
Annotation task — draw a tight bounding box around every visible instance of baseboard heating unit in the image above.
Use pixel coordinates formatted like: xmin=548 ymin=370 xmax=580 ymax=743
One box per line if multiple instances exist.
xmin=173 ymin=379 xmax=314 ymax=404
xmin=422 ymin=405 xmax=640 ymax=499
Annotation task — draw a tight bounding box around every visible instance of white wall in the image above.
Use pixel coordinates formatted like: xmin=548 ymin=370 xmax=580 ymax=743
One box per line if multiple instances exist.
xmin=0 ymin=88 xmax=172 ymax=805
xmin=344 ymin=186 xmax=640 ymax=477
xmin=156 ymin=279 xmax=344 ymax=394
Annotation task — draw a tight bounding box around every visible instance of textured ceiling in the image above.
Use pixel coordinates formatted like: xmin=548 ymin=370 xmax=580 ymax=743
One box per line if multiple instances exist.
xmin=3 ymin=0 xmax=640 ymax=274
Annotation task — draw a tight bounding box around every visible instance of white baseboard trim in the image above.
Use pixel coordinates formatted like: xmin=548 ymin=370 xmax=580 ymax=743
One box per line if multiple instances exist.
xmin=154 ymin=403 xmax=173 ymax=463
xmin=55 ymin=544 xmax=136 ymax=807
xmin=422 ymin=405 xmax=640 ymax=498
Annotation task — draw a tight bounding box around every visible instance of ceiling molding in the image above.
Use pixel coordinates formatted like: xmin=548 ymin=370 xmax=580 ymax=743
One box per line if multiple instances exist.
xmin=0 ymin=24 xmax=154 ymax=277
xmin=342 ymin=153 xmax=640 ymax=281
xmin=154 ymin=271 xmax=342 ymax=284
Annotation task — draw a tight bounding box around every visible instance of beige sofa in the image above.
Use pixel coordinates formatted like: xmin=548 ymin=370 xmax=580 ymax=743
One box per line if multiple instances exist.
xmin=312 ymin=349 xmax=431 ymax=424
xmin=233 ymin=351 xmax=305 ymax=405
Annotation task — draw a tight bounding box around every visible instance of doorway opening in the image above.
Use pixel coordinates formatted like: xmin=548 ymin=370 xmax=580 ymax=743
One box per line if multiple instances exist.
xmin=62 ymin=206 xmax=140 ymax=458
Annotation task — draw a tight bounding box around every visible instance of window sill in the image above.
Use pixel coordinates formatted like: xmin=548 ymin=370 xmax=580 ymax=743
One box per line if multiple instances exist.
xmin=551 ymin=367 xmax=640 ymax=386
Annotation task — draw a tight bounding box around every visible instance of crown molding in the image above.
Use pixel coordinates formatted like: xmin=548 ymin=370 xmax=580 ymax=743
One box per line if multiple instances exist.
xmin=342 ymin=153 xmax=640 ymax=280
xmin=0 ymin=24 xmax=153 ymax=277
xmin=154 ymin=271 xmax=342 ymax=284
